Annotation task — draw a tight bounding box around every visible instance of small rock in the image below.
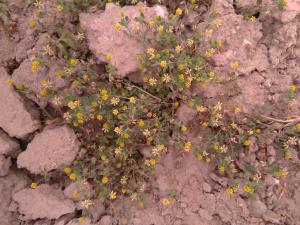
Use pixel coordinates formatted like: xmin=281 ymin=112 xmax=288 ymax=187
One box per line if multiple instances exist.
xmin=0 ymin=67 xmax=40 ymax=138
xmin=267 ymin=145 xmax=276 ymax=156
xmin=80 ymin=3 xmax=168 ymax=78
xmin=176 ymin=104 xmax=197 ymax=123
xmin=202 ymin=182 xmax=212 ymax=193
xmin=264 ymin=174 xmax=279 ymax=187
xmin=209 ymin=173 xmax=228 ymax=187
xmin=53 ymin=213 xmax=75 ymax=225
xmin=17 ymin=125 xmax=80 ymax=174
xmin=99 ymin=215 xmax=113 ymax=225
xmin=0 ymin=130 xmax=20 ymax=157
xmin=13 ymin=184 xmax=75 ymax=220
xmin=248 ymin=198 xmax=267 ymax=218
xmin=87 ymin=199 xmax=105 ymax=223
xmin=262 ymin=210 xmax=281 ymax=224
xmin=249 ymin=137 xmax=259 ymax=153
xmin=0 ymin=155 xmax=11 ymax=176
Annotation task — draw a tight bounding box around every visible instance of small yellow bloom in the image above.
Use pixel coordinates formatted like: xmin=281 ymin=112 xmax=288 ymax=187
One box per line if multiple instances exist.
xmin=123 ymin=133 xmax=129 ymax=139
xmin=31 ymin=60 xmax=40 ymax=72
xmin=197 ymin=153 xmax=203 ymax=160
xmin=121 ymin=188 xmax=127 ymax=194
xmin=231 ymin=62 xmax=239 ymax=70
xmin=69 ymin=173 xmax=77 ymax=181
xmin=112 ymin=109 xmax=119 ymax=115
xmin=138 ymin=120 xmax=145 ymax=127
xmin=205 ymin=48 xmax=215 ymax=57
xmin=218 ymin=166 xmax=225 ymax=174
xmin=226 ymin=187 xmax=234 ymax=196
xmin=256 ymin=128 xmax=261 ymax=134
xmin=160 ymin=60 xmax=167 ymax=68
xmin=101 ymin=155 xmax=107 ymax=161
xmin=187 ymin=39 xmax=194 ymax=47
xmin=63 ymin=167 xmax=72 ymax=174
xmin=129 ymin=97 xmax=136 ymax=104
xmin=102 ymin=176 xmax=109 ymax=184
xmin=149 ymin=159 xmax=156 ymax=166
xmin=78 ymin=217 xmax=85 ymax=224
xmin=106 ymin=53 xmax=113 ymax=61
xmin=249 ymin=16 xmax=256 ymax=22
xmin=184 ymin=141 xmax=191 ymax=152
xmin=244 ymin=140 xmax=251 ymax=146
xmin=178 ymin=74 xmax=185 ymax=81
xmin=111 ymin=97 xmax=120 ymax=106
xmin=235 ymin=107 xmax=241 ymax=113
xmin=114 ymin=22 xmax=121 ymax=30
xmin=109 ymin=191 xmax=117 ymax=200
xmin=175 ymin=7 xmax=183 ymax=15
xmin=40 ymin=89 xmax=47 ymax=96
xmin=157 ymin=25 xmax=164 ymax=33
xmin=96 ymin=114 xmax=103 ymax=121
xmin=216 ymin=40 xmax=222 ymax=48
xmin=5 ymin=79 xmax=14 ymax=86
xmin=73 ymin=191 xmax=79 ymax=199
xmin=175 ymin=45 xmax=182 ymax=53
xmin=295 ymin=123 xmax=300 ymax=131
xmin=178 ymin=64 xmax=185 ymax=70
xmin=30 ymin=182 xmax=38 ymax=189
xmin=28 ymin=20 xmax=36 ymax=29
xmin=208 ymin=71 xmax=215 ymax=79
xmin=290 ymin=85 xmax=296 ymax=92
xmin=161 ymin=198 xmax=170 ymax=206
xmin=285 ymin=151 xmax=292 ymax=160
xmin=243 ymin=185 xmax=254 ymax=193
xmin=114 ymin=127 xmax=122 ymax=134
xmin=197 ymin=106 xmax=207 ymax=113
xmin=69 ymin=58 xmax=78 ymax=66
xmin=181 ymin=126 xmax=187 ymax=132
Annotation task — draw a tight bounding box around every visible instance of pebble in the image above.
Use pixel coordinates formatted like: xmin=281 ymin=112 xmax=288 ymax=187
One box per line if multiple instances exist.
xmin=262 ymin=210 xmax=281 ymax=224
xmin=202 ymin=182 xmax=212 ymax=193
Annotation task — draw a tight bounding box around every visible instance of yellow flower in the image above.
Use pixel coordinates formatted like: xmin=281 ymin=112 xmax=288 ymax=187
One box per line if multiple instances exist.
xmin=157 ymin=25 xmax=164 ymax=33
xmin=102 ymin=176 xmax=109 ymax=184
xmin=178 ymin=64 xmax=185 ymax=70
xmin=96 ymin=115 xmax=103 ymax=121
xmin=149 ymin=159 xmax=156 ymax=166
xmin=69 ymin=58 xmax=78 ymax=66
xmin=56 ymin=4 xmax=64 ymax=11
xmin=243 ymin=185 xmax=254 ymax=193
xmin=160 ymin=60 xmax=167 ymax=68
xmin=175 ymin=45 xmax=182 ymax=53
xmin=100 ymin=155 xmax=107 ymax=161
xmin=235 ymin=107 xmax=241 ymax=113
xmin=249 ymin=16 xmax=256 ymax=22
xmin=184 ymin=141 xmax=191 ymax=152
xmin=256 ymin=128 xmax=261 ymax=134
xmin=102 ymin=123 xmax=110 ymax=132
xmin=274 ymin=168 xmax=288 ymax=177
xmin=218 ymin=166 xmax=225 ymax=174
xmin=31 ymin=60 xmax=40 ymax=72
xmin=30 ymin=182 xmax=38 ymax=189
xmin=197 ymin=106 xmax=207 ymax=113
xmin=162 ymin=73 xmax=171 ymax=83
xmin=114 ymin=22 xmax=121 ymax=30
xmin=181 ymin=126 xmax=187 ymax=132
xmin=202 ymin=121 xmax=209 ymax=127
xmin=175 ymin=7 xmax=183 ymax=15
xmin=28 ymin=20 xmax=36 ymax=29
xmin=106 ymin=53 xmax=113 ymax=61
xmin=205 ymin=48 xmax=215 ymax=57
xmin=290 ymin=85 xmax=296 ymax=92
xmin=78 ymin=217 xmax=85 ymax=224
xmin=138 ymin=120 xmax=145 ymax=127
xmin=231 ymin=62 xmax=239 ymax=70
xmin=114 ymin=127 xmax=122 ymax=134
xmin=213 ymin=18 xmax=222 ymax=27
xmin=197 ymin=153 xmax=203 ymax=160
xmin=73 ymin=191 xmax=79 ymax=199
xmin=216 ymin=40 xmax=222 ymax=48
xmin=295 ymin=123 xmax=300 ymax=131
xmin=226 ymin=187 xmax=234 ymax=196
xmin=178 ymin=74 xmax=185 ymax=81
xmin=244 ymin=140 xmax=251 ymax=146
xmin=123 ymin=133 xmax=129 ymax=139
xmin=40 ymin=89 xmax=47 ymax=96
xmin=63 ymin=167 xmax=72 ymax=174
xmin=55 ymin=70 xmax=62 ymax=77
xmin=69 ymin=173 xmax=77 ymax=181
xmin=161 ymin=198 xmax=170 ymax=206
xmin=187 ymin=39 xmax=194 ymax=47
xmin=112 ymin=109 xmax=119 ymax=115
xmin=111 ymin=97 xmax=120 ymax=106
xmin=109 ymin=191 xmax=117 ymax=200
xmin=6 ymin=79 xmax=14 ymax=86
xmin=129 ymin=97 xmax=136 ymax=104
xmin=285 ymin=151 xmax=292 ymax=160
xmin=208 ymin=71 xmax=215 ymax=79
xmin=121 ymin=188 xmax=127 ymax=194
